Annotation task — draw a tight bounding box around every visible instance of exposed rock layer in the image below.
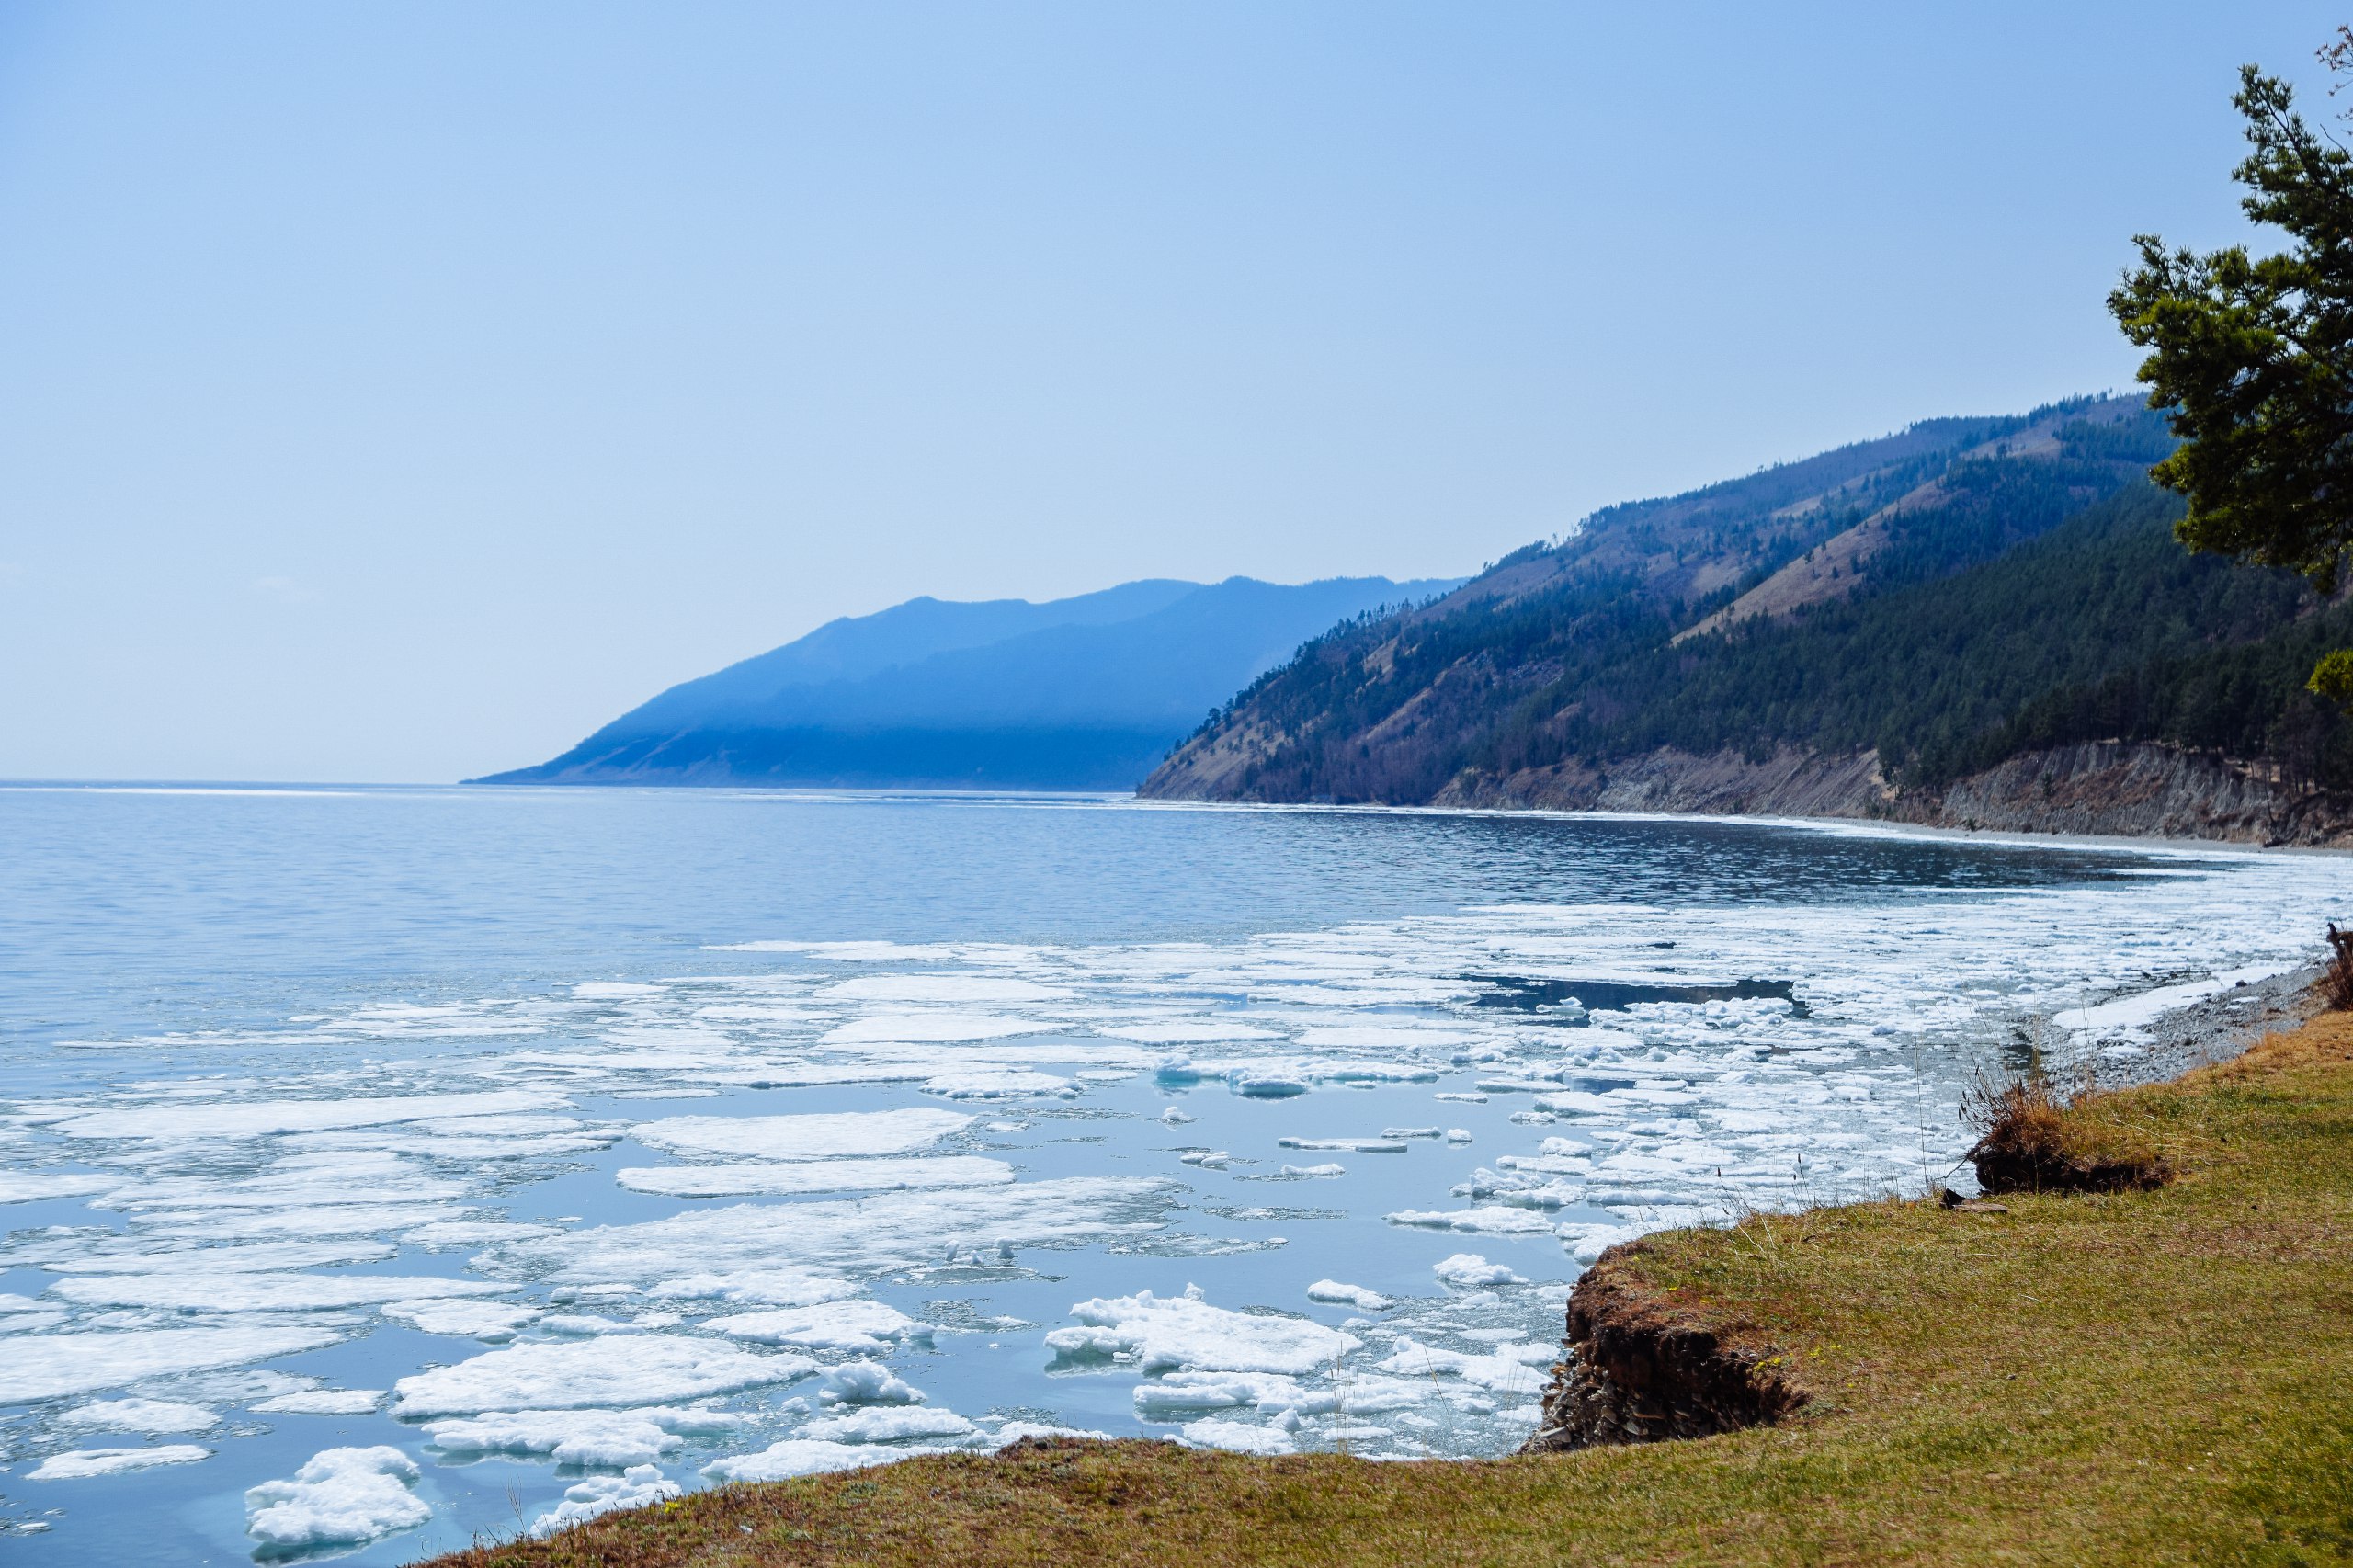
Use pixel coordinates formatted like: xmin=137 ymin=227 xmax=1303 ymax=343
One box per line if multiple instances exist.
xmin=1153 ymin=739 xmax=2353 ymax=848
xmin=1521 ymin=1244 xmax=1804 ymax=1454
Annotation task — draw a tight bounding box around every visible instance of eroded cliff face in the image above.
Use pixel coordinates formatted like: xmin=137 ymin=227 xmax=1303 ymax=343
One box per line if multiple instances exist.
xmin=1521 ymin=1244 xmax=1804 ymax=1454
xmin=1148 ymin=739 xmax=2353 ymax=848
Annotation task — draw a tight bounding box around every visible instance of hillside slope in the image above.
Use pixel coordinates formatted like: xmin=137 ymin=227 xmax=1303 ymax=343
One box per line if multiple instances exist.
xmin=1142 ymin=398 xmax=2353 ymax=844
xmin=479 ymin=574 xmax=1456 ymax=791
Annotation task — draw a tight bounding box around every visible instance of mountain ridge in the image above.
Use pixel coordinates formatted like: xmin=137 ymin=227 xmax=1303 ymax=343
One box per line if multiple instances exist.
xmin=477 ymin=574 xmax=1460 ymax=790
xmin=1142 ymin=396 xmax=2353 ymax=846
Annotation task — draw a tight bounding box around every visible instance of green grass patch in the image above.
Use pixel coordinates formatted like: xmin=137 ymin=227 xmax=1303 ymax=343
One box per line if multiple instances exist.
xmin=419 ymin=1013 xmax=2353 ymax=1568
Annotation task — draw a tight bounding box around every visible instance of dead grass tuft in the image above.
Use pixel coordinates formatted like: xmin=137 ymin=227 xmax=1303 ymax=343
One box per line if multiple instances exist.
xmin=2325 ymin=922 xmax=2353 ymax=1011
xmin=1960 ymin=1065 xmax=2171 ymax=1194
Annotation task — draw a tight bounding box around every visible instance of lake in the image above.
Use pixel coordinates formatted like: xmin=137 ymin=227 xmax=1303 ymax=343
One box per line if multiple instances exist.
xmin=0 ymin=785 xmax=2338 ymax=1563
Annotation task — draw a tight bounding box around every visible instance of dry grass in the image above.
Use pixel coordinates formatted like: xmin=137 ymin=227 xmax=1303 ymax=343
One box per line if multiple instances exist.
xmin=418 ymin=1011 xmax=2353 ymax=1568
xmin=1960 ymin=1064 xmax=2173 ymax=1193
xmin=2325 ymin=923 xmax=2353 ymax=1011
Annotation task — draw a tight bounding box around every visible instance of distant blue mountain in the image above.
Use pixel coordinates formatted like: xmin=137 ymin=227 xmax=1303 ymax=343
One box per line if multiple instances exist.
xmin=474 ymin=574 xmax=1460 ymax=790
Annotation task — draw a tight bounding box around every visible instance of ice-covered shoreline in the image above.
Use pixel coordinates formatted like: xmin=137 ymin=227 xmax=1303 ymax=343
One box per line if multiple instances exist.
xmin=1 ymin=801 xmax=2345 ymax=1560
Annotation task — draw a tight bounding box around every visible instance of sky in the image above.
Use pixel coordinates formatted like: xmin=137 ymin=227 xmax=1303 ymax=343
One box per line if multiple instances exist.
xmin=0 ymin=3 xmax=2341 ymax=782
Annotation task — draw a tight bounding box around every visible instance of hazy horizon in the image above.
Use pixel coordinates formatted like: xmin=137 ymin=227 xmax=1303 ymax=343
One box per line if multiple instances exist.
xmin=2 ymin=3 xmax=2336 ymax=782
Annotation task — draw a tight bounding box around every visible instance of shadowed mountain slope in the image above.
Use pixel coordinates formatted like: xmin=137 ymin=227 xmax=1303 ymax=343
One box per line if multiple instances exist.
xmin=478 ymin=574 xmax=1458 ymax=790
xmin=1142 ymin=397 xmax=2353 ymax=844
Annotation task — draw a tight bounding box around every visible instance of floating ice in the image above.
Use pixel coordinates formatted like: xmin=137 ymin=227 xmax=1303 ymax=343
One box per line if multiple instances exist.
xmin=52 ymin=1273 xmax=506 ymax=1312
xmin=821 ymin=975 xmax=1074 ymax=1005
xmin=1279 ymin=1138 xmax=1406 ymax=1153
xmin=392 ymin=1338 xmax=816 ymax=1417
xmin=1180 ymin=1417 xmax=1295 ymax=1455
xmin=253 ymin=1389 xmax=384 ymax=1415
xmin=0 ymin=1171 xmax=119 ymax=1203
xmin=495 ymin=1177 xmax=1173 ymax=1282
xmin=1375 ymin=1337 xmax=1552 ymax=1394
xmin=426 ymin=1407 xmax=747 ymax=1468
xmin=59 ymin=1398 xmax=218 ymax=1432
xmin=1279 ymin=1163 xmax=1345 ymax=1177
xmin=381 ymin=1300 xmax=541 ymax=1340
xmin=825 ymin=1013 xmax=1046 ymax=1045
xmin=2 ymin=1326 xmax=346 ymax=1403
xmin=799 ymin=1405 xmax=975 ymax=1443
xmin=616 ymin=1155 xmax=1012 ymax=1198
xmin=708 ymin=1301 xmax=932 ymax=1353
xmin=530 ymin=1465 xmax=681 ymax=1538
xmin=631 ymin=1108 xmax=972 ymax=1162
xmin=817 ymin=1361 xmax=922 ymax=1405
xmin=244 ymin=1446 xmax=429 ymax=1551
xmin=30 ymin=1445 xmax=211 ymax=1480
xmin=703 ymin=1438 xmax=939 ymax=1482
xmin=647 ymin=1270 xmax=858 ymax=1308
xmin=1046 ymin=1286 xmax=1358 ymax=1376
xmin=1386 ymin=1206 xmax=1558 ymax=1235
xmin=1432 ymin=1254 xmax=1527 ymax=1288
xmin=1157 ymin=1108 xmax=1197 ymax=1125
xmin=922 ymin=1070 xmax=1078 ymax=1100
xmin=51 ymin=1089 xmax=566 ymax=1142
xmin=1306 ymin=1281 xmax=1392 ymax=1311
xmin=993 ymin=1421 xmax=1117 ymax=1445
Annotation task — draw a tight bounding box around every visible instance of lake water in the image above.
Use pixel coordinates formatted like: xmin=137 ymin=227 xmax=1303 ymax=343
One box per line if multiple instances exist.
xmin=0 ymin=785 xmax=2340 ymax=1563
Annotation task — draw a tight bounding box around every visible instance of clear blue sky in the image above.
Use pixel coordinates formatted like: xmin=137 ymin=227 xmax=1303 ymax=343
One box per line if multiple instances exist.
xmin=0 ymin=3 xmax=2337 ymax=781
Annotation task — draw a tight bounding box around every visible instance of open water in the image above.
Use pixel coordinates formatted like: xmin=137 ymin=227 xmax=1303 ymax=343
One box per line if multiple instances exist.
xmin=0 ymin=784 xmax=2341 ymax=1562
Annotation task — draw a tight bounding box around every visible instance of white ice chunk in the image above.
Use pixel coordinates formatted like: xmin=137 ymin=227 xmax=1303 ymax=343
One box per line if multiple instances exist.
xmin=708 ymin=1301 xmax=932 ymax=1354
xmin=798 ymin=1405 xmax=975 ymax=1444
xmin=1306 ymin=1281 xmax=1392 ymax=1311
xmin=631 ymin=1108 xmax=972 ymax=1162
xmin=253 ymin=1389 xmax=384 ymax=1415
xmin=1 ymin=1325 xmax=345 ymax=1403
xmin=1180 ymin=1417 xmax=1295 ymax=1455
xmin=703 ymin=1438 xmax=943 ymax=1482
xmin=821 ymin=975 xmax=1075 ymax=1005
xmin=426 ymin=1407 xmax=747 ymax=1468
xmin=392 ymin=1338 xmax=816 ymax=1417
xmin=497 ymin=1177 xmax=1171 ymax=1282
xmin=1433 ymin=1253 xmax=1527 ymax=1288
xmin=0 ymin=1171 xmax=119 ymax=1204
xmin=381 ymin=1300 xmax=542 ymax=1341
xmin=59 ymin=1398 xmax=218 ymax=1432
xmin=529 ymin=1464 xmax=680 ymax=1538
xmin=1385 ymin=1206 xmax=1558 ymax=1234
xmin=647 ymin=1270 xmax=859 ymax=1308
xmin=52 ymin=1273 xmax=506 ymax=1312
xmin=54 ymin=1089 xmax=566 ymax=1142
xmin=817 ymin=1360 xmax=922 ymax=1405
xmin=244 ymin=1446 xmax=429 ymax=1551
xmin=1045 ymin=1287 xmax=1357 ymax=1376
xmin=30 ymin=1445 xmax=211 ymax=1480
xmin=1279 ymin=1163 xmax=1345 ymax=1178
xmin=922 ymin=1070 xmax=1078 ymax=1100
xmin=616 ymin=1155 xmax=1012 ymax=1199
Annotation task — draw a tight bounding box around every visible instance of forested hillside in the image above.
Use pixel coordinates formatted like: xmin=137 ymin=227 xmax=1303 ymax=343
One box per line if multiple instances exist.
xmin=1142 ymin=397 xmax=2353 ymax=841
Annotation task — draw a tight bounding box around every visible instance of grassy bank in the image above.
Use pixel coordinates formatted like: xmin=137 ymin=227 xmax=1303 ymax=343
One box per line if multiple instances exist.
xmin=425 ymin=1011 xmax=2353 ymax=1568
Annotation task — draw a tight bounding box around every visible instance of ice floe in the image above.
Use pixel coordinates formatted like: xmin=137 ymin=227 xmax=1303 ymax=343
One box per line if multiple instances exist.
xmin=817 ymin=1361 xmax=922 ymax=1405
xmin=244 ymin=1446 xmax=429 ymax=1551
xmin=707 ymin=1300 xmax=933 ymax=1353
xmin=30 ymin=1445 xmax=211 ymax=1480
xmin=1047 ymin=1286 xmax=1357 ymax=1376
xmin=392 ymin=1338 xmax=815 ymax=1417
xmin=2 ymin=1325 xmax=346 ymax=1403
xmin=1432 ymin=1254 xmax=1527 ymax=1287
xmin=530 ymin=1465 xmax=681 ymax=1538
xmin=426 ymin=1407 xmax=748 ymax=1468
xmin=57 ymin=1398 xmax=218 ymax=1432
xmin=798 ymin=1405 xmax=975 ymax=1443
xmin=630 ymin=1108 xmax=972 ymax=1161
xmin=252 ymin=1389 xmax=384 ymax=1415
xmin=616 ymin=1155 xmax=1011 ymax=1198
xmin=1305 ymin=1281 xmax=1392 ymax=1311
xmin=703 ymin=1438 xmax=939 ymax=1482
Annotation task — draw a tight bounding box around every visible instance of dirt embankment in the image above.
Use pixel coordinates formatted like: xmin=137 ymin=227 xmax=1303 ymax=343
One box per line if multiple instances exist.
xmin=1430 ymin=739 xmax=2353 ymax=847
xmin=1521 ymin=1251 xmax=1805 ymax=1453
